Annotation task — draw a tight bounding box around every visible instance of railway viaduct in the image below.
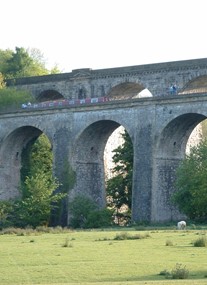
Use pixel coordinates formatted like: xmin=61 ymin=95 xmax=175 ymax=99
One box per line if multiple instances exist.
xmin=2 ymin=57 xmax=207 ymax=225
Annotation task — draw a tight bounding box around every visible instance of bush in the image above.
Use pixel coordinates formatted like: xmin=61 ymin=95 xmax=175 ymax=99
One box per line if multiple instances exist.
xmin=159 ymin=269 xmax=171 ymax=279
xmin=86 ymin=208 xmax=113 ymax=228
xmin=165 ymin=239 xmax=173 ymax=246
xmin=0 ymin=88 xmax=34 ymax=112
xmin=0 ymin=201 xmax=14 ymax=228
xmin=114 ymin=232 xmax=129 ymax=240
xmin=173 ymin=139 xmax=207 ymax=220
xmin=114 ymin=232 xmax=150 ymax=240
xmin=69 ymin=195 xmax=98 ymax=228
xmin=160 ymin=263 xmax=189 ymax=280
xmin=193 ymin=236 xmax=207 ymax=247
xmin=69 ymin=195 xmax=113 ymax=229
xmin=62 ymin=237 xmax=73 ymax=248
xmin=0 ymin=227 xmax=36 ymax=236
xmin=171 ymin=263 xmax=189 ymax=279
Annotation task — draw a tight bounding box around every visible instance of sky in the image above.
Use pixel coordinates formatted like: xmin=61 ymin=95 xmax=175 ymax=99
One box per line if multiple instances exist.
xmin=1 ymin=0 xmax=207 ymax=72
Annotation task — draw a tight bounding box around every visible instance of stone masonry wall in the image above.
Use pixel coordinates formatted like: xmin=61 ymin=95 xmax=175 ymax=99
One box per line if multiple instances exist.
xmin=7 ymin=58 xmax=207 ymax=101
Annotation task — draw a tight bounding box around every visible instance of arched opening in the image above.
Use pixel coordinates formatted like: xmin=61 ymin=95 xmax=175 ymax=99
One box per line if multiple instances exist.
xmin=0 ymin=126 xmax=58 ymax=227
xmin=186 ymin=121 xmax=204 ymax=153
xmin=104 ymin=126 xmax=125 ymax=180
xmin=107 ymin=82 xmax=152 ymax=101
xmin=104 ymin=125 xmax=133 ymax=225
xmin=37 ymin=90 xmax=64 ymax=102
xmin=179 ymin=75 xmax=207 ymax=95
xmin=0 ymin=126 xmax=42 ymax=200
xmin=69 ymin=120 xmax=133 ymax=225
xmin=157 ymin=114 xmax=206 ymax=159
xmin=154 ymin=113 xmax=207 ymax=222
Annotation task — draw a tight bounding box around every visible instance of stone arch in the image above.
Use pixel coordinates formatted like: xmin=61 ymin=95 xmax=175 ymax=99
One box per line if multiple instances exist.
xmin=180 ymin=75 xmax=207 ymax=94
xmin=68 ymin=120 xmax=133 ymax=221
xmin=37 ymin=89 xmax=64 ymax=102
xmin=0 ymin=126 xmax=52 ymax=201
xmin=104 ymin=125 xmax=125 ymax=180
xmin=107 ymin=82 xmax=152 ymax=100
xmin=153 ymin=113 xmax=207 ymax=221
xmin=157 ymin=113 xmax=206 ymax=158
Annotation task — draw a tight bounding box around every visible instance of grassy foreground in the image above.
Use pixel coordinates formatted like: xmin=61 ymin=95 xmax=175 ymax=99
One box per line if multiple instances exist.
xmin=0 ymin=227 xmax=206 ymax=285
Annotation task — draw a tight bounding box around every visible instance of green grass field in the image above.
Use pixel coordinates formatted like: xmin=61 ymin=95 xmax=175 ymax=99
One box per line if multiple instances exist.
xmin=0 ymin=227 xmax=206 ymax=285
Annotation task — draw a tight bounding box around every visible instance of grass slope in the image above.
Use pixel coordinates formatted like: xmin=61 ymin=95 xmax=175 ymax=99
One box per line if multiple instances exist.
xmin=0 ymin=228 xmax=206 ymax=285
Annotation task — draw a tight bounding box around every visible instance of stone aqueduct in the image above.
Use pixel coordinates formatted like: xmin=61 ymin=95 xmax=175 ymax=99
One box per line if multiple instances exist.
xmin=2 ymin=58 xmax=207 ymax=225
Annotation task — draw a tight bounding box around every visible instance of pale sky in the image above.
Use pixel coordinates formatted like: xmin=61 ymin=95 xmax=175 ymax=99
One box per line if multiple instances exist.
xmin=1 ymin=0 xmax=207 ymax=72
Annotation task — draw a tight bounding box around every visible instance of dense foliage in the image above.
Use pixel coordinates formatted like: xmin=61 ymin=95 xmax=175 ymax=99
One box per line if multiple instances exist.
xmin=0 ymin=47 xmax=60 ymax=111
xmin=0 ymin=47 xmax=64 ymax=228
xmin=0 ymin=47 xmax=59 ymax=79
xmin=68 ymin=195 xmax=112 ymax=228
xmin=0 ymin=134 xmax=64 ymax=228
xmin=106 ymin=129 xmax=133 ymax=224
xmin=0 ymin=88 xmax=34 ymax=111
xmin=173 ymin=139 xmax=207 ymax=221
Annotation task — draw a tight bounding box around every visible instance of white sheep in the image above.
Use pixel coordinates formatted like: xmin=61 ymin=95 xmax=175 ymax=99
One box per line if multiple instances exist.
xmin=177 ymin=221 xmax=186 ymax=230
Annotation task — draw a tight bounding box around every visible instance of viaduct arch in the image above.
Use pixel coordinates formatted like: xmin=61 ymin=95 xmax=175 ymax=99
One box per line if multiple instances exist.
xmin=2 ymin=58 xmax=207 ymax=225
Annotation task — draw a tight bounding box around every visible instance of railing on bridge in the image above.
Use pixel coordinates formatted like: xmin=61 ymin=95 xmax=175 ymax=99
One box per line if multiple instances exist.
xmin=21 ymin=97 xmax=109 ymax=110
xmin=1 ymin=91 xmax=207 ymax=115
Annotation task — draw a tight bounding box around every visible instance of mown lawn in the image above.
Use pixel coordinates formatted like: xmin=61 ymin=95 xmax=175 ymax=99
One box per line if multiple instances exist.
xmin=0 ymin=227 xmax=206 ymax=285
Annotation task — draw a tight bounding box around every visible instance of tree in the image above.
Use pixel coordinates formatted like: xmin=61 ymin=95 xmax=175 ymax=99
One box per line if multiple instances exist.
xmin=0 ymin=88 xmax=34 ymax=112
xmin=14 ymin=171 xmax=63 ymax=227
xmin=173 ymin=138 xmax=207 ymax=221
xmin=21 ymin=134 xmax=54 ymax=196
xmin=68 ymin=195 xmax=113 ymax=228
xmin=0 ymin=47 xmax=60 ymax=79
xmin=10 ymin=134 xmax=65 ymax=228
xmin=0 ymin=73 xmax=6 ymax=89
xmin=68 ymin=195 xmax=98 ymax=228
xmin=106 ymin=129 xmax=133 ymax=224
xmin=5 ymin=47 xmax=33 ymax=78
xmin=28 ymin=133 xmax=53 ymax=176
xmin=0 ymin=201 xmax=14 ymax=228
xmin=0 ymin=49 xmax=13 ymax=75
xmin=0 ymin=49 xmax=13 ymax=86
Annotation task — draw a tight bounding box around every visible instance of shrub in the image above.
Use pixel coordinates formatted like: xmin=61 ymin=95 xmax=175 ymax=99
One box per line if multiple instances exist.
xmin=0 ymin=88 xmax=34 ymax=111
xmin=11 ymin=172 xmax=64 ymax=228
xmin=114 ymin=232 xmax=129 ymax=240
xmin=69 ymin=195 xmax=114 ymax=229
xmin=62 ymin=237 xmax=73 ymax=248
xmin=0 ymin=227 xmax=36 ymax=236
xmin=69 ymin=195 xmax=98 ymax=228
xmin=193 ymin=236 xmax=207 ymax=247
xmin=160 ymin=263 xmax=189 ymax=280
xmin=35 ymin=226 xmax=70 ymax=233
xmin=114 ymin=232 xmax=150 ymax=240
xmin=171 ymin=263 xmax=189 ymax=279
xmin=0 ymin=201 xmax=14 ymax=228
xmin=86 ymin=208 xmax=113 ymax=228
xmin=165 ymin=239 xmax=173 ymax=246
xmin=159 ymin=269 xmax=171 ymax=279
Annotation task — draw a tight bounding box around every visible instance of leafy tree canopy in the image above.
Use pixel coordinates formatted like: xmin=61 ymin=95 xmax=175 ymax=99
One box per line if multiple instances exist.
xmin=68 ymin=195 xmax=113 ymax=229
xmin=14 ymin=171 xmax=62 ymax=227
xmin=0 ymin=47 xmax=61 ymax=110
xmin=106 ymin=129 xmax=133 ymax=224
xmin=0 ymin=88 xmax=34 ymax=111
xmin=0 ymin=47 xmax=60 ymax=80
xmin=9 ymin=134 xmax=64 ymax=228
xmin=173 ymin=138 xmax=207 ymax=221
